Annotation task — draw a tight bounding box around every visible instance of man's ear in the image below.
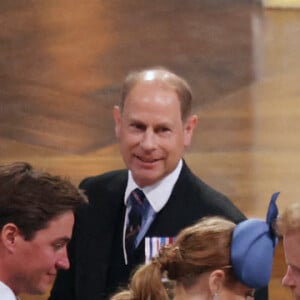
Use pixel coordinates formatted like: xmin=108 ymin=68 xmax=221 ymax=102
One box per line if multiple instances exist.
xmin=208 ymin=269 xmax=225 ymax=296
xmin=183 ymin=114 xmax=198 ymax=147
xmin=1 ymin=223 xmax=21 ymax=253
xmin=113 ymin=105 xmax=122 ymax=139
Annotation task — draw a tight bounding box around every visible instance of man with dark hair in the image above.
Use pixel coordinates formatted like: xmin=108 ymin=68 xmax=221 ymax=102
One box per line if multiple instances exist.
xmin=0 ymin=161 xmax=87 ymax=300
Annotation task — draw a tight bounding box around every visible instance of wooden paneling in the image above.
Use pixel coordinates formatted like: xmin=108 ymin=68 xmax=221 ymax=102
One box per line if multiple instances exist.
xmin=1 ymin=1 xmax=299 ymax=299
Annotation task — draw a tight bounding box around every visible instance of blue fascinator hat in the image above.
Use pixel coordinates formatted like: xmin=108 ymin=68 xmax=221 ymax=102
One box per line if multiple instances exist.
xmin=231 ymin=192 xmax=280 ymax=288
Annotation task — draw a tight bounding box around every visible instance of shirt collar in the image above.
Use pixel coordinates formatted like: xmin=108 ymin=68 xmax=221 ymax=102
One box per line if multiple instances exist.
xmin=0 ymin=281 xmax=17 ymax=300
xmin=125 ymin=159 xmax=183 ymax=212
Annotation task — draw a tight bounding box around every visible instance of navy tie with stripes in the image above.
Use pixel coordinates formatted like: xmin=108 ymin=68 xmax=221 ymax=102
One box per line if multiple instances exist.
xmin=125 ymin=188 xmax=148 ymax=258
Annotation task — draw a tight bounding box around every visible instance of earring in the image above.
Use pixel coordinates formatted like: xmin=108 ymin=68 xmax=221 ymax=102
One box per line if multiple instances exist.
xmin=213 ymin=293 xmax=219 ymax=300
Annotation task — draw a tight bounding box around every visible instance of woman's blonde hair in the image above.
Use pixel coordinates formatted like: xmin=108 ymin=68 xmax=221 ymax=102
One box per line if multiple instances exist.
xmin=111 ymin=217 xmax=236 ymax=300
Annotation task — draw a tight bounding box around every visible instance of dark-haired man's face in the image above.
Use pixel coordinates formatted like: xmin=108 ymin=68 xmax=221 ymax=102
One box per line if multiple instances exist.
xmin=13 ymin=211 xmax=74 ymax=295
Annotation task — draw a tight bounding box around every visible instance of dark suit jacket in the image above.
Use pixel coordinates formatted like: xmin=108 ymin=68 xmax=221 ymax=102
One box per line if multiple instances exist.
xmin=49 ymin=161 xmax=267 ymax=300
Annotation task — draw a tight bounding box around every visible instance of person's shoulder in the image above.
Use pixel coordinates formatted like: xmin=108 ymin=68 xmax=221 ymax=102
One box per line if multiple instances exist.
xmin=79 ymin=169 xmax=127 ymax=190
xmin=79 ymin=169 xmax=128 ymax=198
xmin=78 ymin=169 xmax=128 ymax=207
xmin=180 ymin=162 xmax=246 ymax=222
xmin=180 ymin=163 xmax=228 ymax=199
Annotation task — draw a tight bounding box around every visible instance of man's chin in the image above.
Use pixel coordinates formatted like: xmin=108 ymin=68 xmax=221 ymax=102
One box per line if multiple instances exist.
xmin=132 ymin=168 xmax=162 ymax=185
xmin=34 ymin=279 xmax=55 ymax=295
xmin=23 ymin=288 xmax=47 ymax=296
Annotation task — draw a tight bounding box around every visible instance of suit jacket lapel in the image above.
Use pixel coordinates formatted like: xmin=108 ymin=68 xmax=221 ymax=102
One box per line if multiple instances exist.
xmin=145 ymin=162 xmax=193 ymax=236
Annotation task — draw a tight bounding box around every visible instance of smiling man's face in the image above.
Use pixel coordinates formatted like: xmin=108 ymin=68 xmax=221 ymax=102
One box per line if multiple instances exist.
xmin=114 ymin=80 xmax=196 ymax=187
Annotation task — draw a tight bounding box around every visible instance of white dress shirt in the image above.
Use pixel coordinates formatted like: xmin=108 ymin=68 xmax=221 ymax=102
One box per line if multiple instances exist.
xmin=123 ymin=159 xmax=183 ymax=263
xmin=0 ymin=281 xmax=17 ymax=300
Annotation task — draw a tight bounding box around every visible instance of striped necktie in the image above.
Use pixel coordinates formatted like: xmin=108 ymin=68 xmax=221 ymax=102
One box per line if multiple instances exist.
xmin=125 ymin=188 xmax=149 ymax=258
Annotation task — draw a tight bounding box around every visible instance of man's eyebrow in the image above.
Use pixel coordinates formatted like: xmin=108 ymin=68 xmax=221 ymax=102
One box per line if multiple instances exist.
xmin=54 ymin=237 xmax=71 ymax=244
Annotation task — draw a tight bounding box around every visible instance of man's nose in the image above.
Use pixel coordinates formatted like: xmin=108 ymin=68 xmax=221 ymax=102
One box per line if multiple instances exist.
xmin=56 ymin=248 xmax=70 ymax=270
xmin=282 ymin=266 xmax=296 ymax=287
xmin=140 ymin=130 xmax=156 ymax=150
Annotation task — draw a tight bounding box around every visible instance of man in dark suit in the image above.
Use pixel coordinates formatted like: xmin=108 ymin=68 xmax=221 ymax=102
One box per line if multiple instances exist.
xmin=49 ymin=67 xmax=267 ymax=300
